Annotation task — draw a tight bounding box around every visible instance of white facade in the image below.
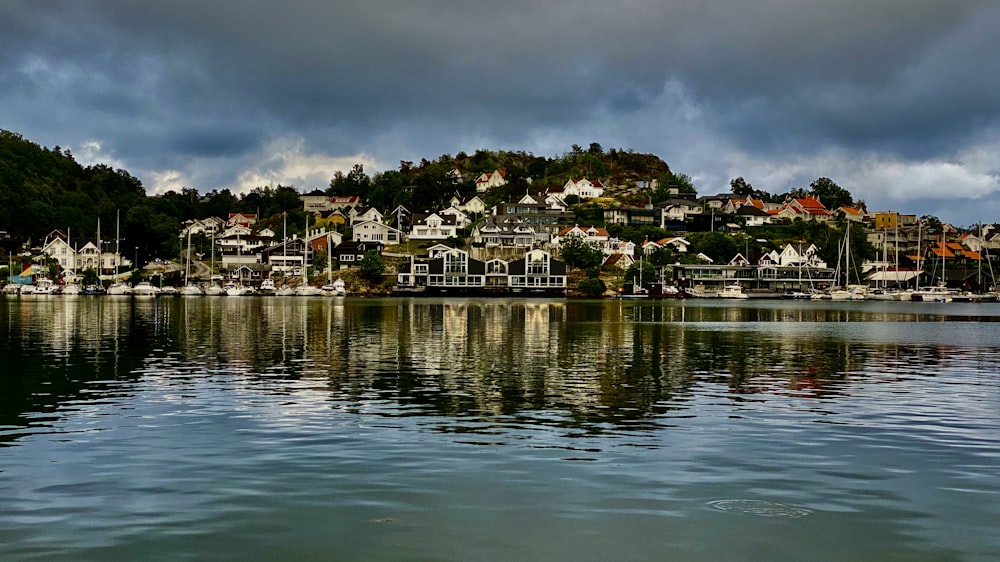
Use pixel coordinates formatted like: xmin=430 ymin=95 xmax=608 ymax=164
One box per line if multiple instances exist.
xmin=563 ymin=178 xmax=606 ymax=199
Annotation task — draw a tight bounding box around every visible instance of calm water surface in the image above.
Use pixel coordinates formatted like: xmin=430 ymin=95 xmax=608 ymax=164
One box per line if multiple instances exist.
xmin=1 ymin=297 xmax=999 ymax=561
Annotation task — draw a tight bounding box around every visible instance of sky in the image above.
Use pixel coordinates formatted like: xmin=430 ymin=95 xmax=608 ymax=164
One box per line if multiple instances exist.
xmin=3 ymin=0 xmax=1000 ymax=226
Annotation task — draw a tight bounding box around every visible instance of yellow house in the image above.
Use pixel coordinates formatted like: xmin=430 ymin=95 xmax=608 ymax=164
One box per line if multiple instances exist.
xmin=873 ymin=211 xmax=917 ymax=230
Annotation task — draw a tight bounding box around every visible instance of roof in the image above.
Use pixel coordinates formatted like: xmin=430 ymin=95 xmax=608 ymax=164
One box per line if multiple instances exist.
xmin=557 ymin=225 xmax=610 ymax=238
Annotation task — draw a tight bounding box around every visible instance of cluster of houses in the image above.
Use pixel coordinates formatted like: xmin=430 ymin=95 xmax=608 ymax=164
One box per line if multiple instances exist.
xmin=9 ymin=168 xmax=1000 ymax=294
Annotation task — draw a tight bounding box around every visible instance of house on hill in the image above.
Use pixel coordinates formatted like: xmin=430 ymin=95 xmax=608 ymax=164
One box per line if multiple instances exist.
xmin=562 ymin=178 xmax=605 ymax=199
xmin=300 ymin=189 xmax=331 ymax=212
xmin=475 ymin=169 xmax=507 ymax=193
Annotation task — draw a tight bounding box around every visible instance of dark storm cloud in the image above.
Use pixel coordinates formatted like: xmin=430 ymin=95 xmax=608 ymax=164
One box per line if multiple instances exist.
xmin=3 ymin=0 xmax=999 ymax=222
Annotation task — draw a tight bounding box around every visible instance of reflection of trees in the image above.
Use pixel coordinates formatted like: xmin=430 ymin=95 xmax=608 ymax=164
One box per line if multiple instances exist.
xmin=4 ymin=298 xmax=1000 ymax=440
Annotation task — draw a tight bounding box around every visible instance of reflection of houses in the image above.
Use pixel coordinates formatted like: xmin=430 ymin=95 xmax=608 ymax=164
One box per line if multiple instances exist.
xmin=396 ymin=248 xmax=567 ymax=295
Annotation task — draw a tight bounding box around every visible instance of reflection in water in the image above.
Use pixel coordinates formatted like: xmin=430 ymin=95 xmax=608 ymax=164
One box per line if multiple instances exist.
xmin=4 ymin=298 xmax=1000 ymax=440
xmin=2 ymin=298 xmax=1000 ymax=561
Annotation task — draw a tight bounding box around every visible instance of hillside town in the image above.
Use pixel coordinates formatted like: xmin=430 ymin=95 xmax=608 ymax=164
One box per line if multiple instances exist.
xmin=4 ymin=167 xmax=998 ymax=301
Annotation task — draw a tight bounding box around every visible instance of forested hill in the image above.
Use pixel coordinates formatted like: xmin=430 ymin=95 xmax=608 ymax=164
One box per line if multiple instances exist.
xmin=328 ymin=144 xmax=677 ymax=211
xmin=1 ymin=130 xmax=681 ymax=261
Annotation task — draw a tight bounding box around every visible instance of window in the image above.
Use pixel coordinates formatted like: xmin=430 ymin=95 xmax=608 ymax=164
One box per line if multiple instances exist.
xmin=527 ymin=255 xmax=547 ymax=275
xmin=445 ymin=253 xmax=466 ymax=274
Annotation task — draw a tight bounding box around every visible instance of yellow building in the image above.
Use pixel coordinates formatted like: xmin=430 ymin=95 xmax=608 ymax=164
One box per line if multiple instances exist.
xmin=873 ymin=211 xmax=916 ymax=230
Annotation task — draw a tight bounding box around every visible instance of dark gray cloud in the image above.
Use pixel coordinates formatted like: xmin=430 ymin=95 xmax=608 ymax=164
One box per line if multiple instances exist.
xmin=3 ymin=0 xmax=999 ymax=224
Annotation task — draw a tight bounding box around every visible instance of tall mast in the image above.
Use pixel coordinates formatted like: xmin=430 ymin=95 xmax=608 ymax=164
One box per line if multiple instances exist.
xmin=115 ymin=209 xmax=120 ymax=279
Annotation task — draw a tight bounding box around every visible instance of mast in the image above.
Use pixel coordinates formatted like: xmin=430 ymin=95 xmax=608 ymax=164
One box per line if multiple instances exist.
xmin=915 ymin=221 xmax=922 ymax=291
xmin=185 ymin=228 xmax=192 ymax=285
xmin=115 ymin=210 xmax=120 ymax=280
xmin=327 ymin=231 xmax=334 ymax=285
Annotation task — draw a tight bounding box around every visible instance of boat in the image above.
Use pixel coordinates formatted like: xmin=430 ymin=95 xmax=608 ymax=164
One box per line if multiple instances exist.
xmin=83 ymin=284 xmax=106 ymax=296
xmin=258 ymin=278 xmax=277 ymax=296
xmin=204 ymin=283 xmax=224 ymax=296
xmin=295 ymin=284 xmax=321 ymax=297
xmin=32 ymin=278 xmax=59 ymax=295
xmin=911 ymin=285 xmax=953 ymax=302
xmin=319 ymin=233 xmax=346 ymax=297
xmin=179 ymin=283 xmax=204 ymax=296
xmin=275 ymin=284 xmax=296 ymax=297
xmin=158 ymin=285 xmax=178 ymax=296
xmin=616 ymin=285 xmax=649 ymax=299
xmin=62 ymin=283 xmax=83 ymax=296
xmin=830 ymin=285 xmax=866 ymax=300
xmin=223 ymin=282 xmax=249 ymax=297
xmin=719 ymin=283 xmax=749 ymax=299
xmin=107 ymin=281 xmax=132 ymax=295
xmin=179 ymin=228 xmax=203 ymax=296
xmin=2 ymin=283 xmax=21 ymax=296
xmin=132 ymin=281 xmax=159 ymax=297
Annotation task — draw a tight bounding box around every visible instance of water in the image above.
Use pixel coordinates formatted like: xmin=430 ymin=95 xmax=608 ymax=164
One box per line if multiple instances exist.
xmin=1 ymin=297 xmax=999 ymax=561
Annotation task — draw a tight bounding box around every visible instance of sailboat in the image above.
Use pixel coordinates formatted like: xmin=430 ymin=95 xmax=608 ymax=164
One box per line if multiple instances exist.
xmin=274 ymin=212 xmax=295 ymax=296
xmin=295 ymin=218 xmax=320 ymax=296
xmin=320 ymin=233 xmax=341 ymax=297
xmin=107 ymin=210 xmax=132 ymax=295
xmin=830 ymin=222 xmax=865 ymax=300
xmin=911 ymin=233 xmax=952 ymax=302
xmin=179 ymin=228 xmax=203 ymax=296
xmin=204 ymin=225 xmax=224 ymax=295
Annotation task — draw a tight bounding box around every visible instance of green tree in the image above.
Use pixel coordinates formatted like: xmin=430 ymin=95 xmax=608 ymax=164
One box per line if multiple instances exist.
xmin=559 ymin=235 xmax=605 ymax=270
xmin=577 ymin=277 xmax=606 ymax=296
xmin=809 ymin=177 xmax=853 ymax=210
xmin=730 ymin=177 xmax=754 ymax=198
xmin=688 ymin=232 xmax=740 ymax=263
xmin=359 ymin=251 xmax=385 ymax=282
xmin=624 ymin=260 xmax=656 ymax=286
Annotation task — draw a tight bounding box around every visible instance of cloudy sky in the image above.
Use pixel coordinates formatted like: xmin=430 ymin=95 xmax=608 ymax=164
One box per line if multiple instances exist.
xmin=3 ymin=0 xmax=999 ymax=225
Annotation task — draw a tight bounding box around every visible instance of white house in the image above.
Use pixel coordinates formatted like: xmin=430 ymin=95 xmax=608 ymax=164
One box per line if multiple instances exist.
xmin=439 ymin=206 xmax=472 ymax=229
xmin=349 ymin=206 xmax=384 ymax=226
xmin=475 ymin=169 xmax=507 ymax=193
xmin=351 ymin=220 xmax=403 ymax=244
xmin=562 ymin=178 xmax=606 ymax=199
xmin=300 ymin=189 xmax=331 ymax=212
xmin=553 ymin=225 xmax=619 ymax=255
xmin=410 ymin=213 xmax=460 ymax=241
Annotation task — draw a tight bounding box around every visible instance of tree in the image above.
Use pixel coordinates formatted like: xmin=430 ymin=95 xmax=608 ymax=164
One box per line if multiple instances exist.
xmin=730 ymin=177 xmax=754 ymax=198
xmin=671 ymin=173 xmax=697 ymax=194
xmin=577 ymin=277 xmax=606 ymax=296
xmin=809 ymin=177 xmax=853 ymax=210
xmin=559 ymin=235 xmax=604 ymax=270
xmin=624 ymin=260 xmax=656 ymax=286
xmin=359 ymin=251 xmax=385 ymax=282
xmin=688 ymin=232 xmax=740 ymax=263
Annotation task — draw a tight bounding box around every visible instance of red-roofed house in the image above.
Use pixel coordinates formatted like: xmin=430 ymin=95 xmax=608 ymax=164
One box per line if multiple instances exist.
xmin=563 ymin=178 xmax=606 ymax=199
xmin=773 ymin=196 xmax=833 ymax=222
xmin=475 ymin=169 xmax=508 ymax=193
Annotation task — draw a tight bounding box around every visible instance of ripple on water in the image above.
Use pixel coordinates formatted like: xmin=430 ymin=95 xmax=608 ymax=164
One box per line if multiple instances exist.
xmin=707 ymin=499 xmax=813 ymax=518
